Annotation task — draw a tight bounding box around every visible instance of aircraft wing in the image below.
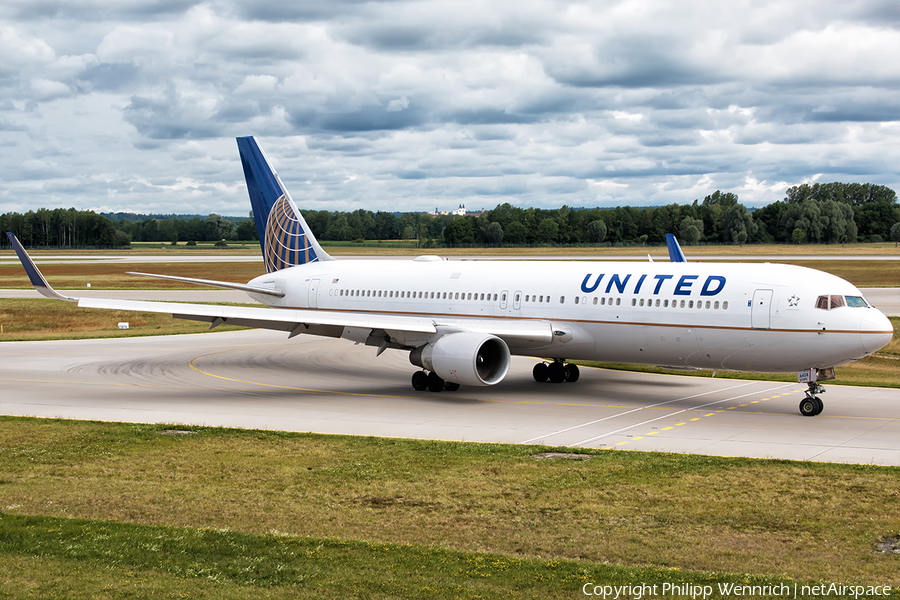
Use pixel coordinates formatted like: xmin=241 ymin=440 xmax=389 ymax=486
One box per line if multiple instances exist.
xmin=78 ymin=296 xmax=438 ymax=335
xmin=77 ymin=297 xmax=553 ymax=347
xmin=8 ymin=230 xmax=552 ymax=347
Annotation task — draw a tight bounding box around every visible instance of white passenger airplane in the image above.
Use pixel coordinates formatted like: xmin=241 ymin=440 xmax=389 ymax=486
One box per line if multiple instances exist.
xmin=6 ymin=136 xmax=893 ymax=416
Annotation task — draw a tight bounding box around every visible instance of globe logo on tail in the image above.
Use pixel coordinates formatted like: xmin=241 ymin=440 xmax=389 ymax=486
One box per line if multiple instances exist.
xmin=264 ymin=194 xmax=317 ymax=272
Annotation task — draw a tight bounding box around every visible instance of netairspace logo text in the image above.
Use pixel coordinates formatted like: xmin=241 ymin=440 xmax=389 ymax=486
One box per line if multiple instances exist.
xmin=582 ymin=582 xmax=893 ymax=599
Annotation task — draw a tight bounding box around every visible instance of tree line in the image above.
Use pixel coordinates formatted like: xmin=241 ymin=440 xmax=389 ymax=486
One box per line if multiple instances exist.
xmin=2 ymin=182 xmax=898 ymax=249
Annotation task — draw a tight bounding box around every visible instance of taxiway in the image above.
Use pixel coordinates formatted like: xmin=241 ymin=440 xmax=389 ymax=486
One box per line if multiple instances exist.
xmin=1 ymin=329 xmax=897 ymax=465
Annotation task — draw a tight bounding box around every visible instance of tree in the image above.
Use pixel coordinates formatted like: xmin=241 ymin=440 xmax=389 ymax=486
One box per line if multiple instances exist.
xmin=721 ymin=204 xmax=758 ymax=246
xmin=486 ymin=222 xmax=503 ymax=245
xmin=819 ymin=200 xmax=857 ymax=243
xmin=236 ymin=219 xmax=257 ymax=241
xmin=792 ymin=228 xmax=805 ymax=244
xmin=891 ymin=222 xmax=900 ymax=247
xmin=442 ymin=217 xmax=476 ymax=245
xmin=679 ymin=216 xmax=703 ymax=246
xmin=781 ymin=199 xmax=824 ymax=243
xmin=585 ymin=220 xmax=607 ymax=244
xmin=505 ymin=221 xmax=527 ymax=244
xmin=535 ymin=218 xmax=559 ymax=244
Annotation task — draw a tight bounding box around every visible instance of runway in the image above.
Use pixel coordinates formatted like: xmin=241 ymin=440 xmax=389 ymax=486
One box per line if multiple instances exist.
xmin=2 ymin=329 xmax=897 ymax=465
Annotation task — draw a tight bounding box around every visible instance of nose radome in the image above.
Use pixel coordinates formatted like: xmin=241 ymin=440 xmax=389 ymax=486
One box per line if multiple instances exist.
xmin=861 ymin=311 xmax=893 ymax=354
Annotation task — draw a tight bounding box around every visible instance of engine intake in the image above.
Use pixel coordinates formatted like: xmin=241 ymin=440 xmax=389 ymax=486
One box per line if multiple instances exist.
xmin=409 ymin=332 xmax=510 ymax=386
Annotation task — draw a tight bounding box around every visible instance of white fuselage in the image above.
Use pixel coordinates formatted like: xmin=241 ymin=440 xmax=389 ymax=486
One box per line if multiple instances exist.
xmin=248 ymin=258 xmax=892 ymax=373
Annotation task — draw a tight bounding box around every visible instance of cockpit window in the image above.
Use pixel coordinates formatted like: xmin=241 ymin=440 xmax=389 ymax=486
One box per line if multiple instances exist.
xmin=816 ymin=295 xmax=869 ymax=310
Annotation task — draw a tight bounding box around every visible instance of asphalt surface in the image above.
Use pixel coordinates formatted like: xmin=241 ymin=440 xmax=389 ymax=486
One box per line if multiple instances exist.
xmin=2 ymin=329 xmax=897 ymax=465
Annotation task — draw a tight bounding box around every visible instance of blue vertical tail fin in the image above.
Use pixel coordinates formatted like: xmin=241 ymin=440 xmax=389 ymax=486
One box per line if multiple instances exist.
xmin=236 ymin=136 xmax=331 ymax=272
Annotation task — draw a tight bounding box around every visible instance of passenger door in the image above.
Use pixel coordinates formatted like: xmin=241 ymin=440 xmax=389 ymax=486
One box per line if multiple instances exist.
xmin=751 ymin=289 xmax=773 ymax=329
xmin=308 ymin=278 xmax=320 ymax=309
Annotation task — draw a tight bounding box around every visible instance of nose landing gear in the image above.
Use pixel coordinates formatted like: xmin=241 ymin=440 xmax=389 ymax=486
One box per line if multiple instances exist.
xmin=799 ymin=382 xmax=825 ymax=416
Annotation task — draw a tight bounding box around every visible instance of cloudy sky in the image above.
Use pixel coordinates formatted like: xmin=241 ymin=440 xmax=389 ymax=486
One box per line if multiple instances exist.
xmin=1 ymin=0 xmax=898 ymax=216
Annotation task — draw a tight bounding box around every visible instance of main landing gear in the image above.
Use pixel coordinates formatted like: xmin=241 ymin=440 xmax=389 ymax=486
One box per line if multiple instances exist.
xmin=411 ymin=370 xmax=460 ymax=393
xmin=799 ymin=382 xmax=825 ymax=417
xmin=532 ymin=360 xmax=580 ymax=384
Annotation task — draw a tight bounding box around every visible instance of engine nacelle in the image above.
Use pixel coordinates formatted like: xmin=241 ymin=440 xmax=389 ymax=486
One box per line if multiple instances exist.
xmin=409 ymin=332 xmax=510 ymax=386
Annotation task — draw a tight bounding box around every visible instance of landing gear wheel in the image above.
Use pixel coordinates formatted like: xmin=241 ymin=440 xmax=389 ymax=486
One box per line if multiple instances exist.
xmin=533 ymin=363 xmax=549 ymax=382
xmin=411 ymin=371 xmax=428 ymax=391
xmin=812 ymin=397 xmax=824 ymax=416
xmin=427 ymin=372 xmax=445 ymax=392
xmin=444 ymin=382 xmax=460 ymax=392
xmin=799 ymin=380 xmax=826 ymax=416
xmin=564 ymin=363 xmax=580 ymax=382
xmin=547 ymin=361 xmax=566 ymax=383
xmin=799 ymin=397 xmax=818 ymax=417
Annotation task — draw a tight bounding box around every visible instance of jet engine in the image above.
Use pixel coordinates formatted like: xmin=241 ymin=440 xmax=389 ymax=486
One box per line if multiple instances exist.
xmin=409 ymin=332 xmax=510 ymax=386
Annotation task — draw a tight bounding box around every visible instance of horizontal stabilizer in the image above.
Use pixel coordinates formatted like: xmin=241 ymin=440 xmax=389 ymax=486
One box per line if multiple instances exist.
xmin=126 ymin=272 xmax=285 ymax=297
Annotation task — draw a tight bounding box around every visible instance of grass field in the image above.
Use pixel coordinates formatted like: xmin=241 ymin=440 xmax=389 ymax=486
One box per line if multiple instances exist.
xmin=0 ymin=298 xmax=250 ymax=341
xmin=0 ymin=419 xmax=898 ymax=598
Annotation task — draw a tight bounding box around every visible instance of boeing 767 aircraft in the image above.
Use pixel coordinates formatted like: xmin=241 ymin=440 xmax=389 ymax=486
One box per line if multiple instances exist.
xmin=7 ymin=136 xmax=893 ymax=416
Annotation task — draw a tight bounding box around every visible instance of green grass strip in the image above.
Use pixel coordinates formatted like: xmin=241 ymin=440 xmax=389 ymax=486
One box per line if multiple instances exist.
xmin=2 ymin=513 xmax=882 ymax=600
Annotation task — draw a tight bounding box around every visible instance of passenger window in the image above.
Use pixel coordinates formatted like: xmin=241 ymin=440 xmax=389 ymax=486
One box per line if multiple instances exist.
xmin=830 ymin=295 xmax=844 ymax=308
xmin=575 ymin=296 xmax=579 ymax=304
xmin=601 ymin=297 xmax=606 ymax=305
xmin=680 ymin=300 xmax=685 ymax=308
xmin=663 ymin=299 xmax=668 ymax=307
xmin=638 ymin=299 xmax=643 ymax=307
xmin=616 ymin=298 xmax=621 ymax=306
xmin=632 ymin=298 xmax=637 ymax=306
xmin=723 ymin=301 xmax=728 ymax=309
xmin=593 ymin=297 xmax=598 ymax=305
xmin=656 ymin=299 xmax=660 ymax=307
xmin=714 ymin=301 xmax=719 ymax=309
xmin=560 ymin=296 xmax=565 ymax=304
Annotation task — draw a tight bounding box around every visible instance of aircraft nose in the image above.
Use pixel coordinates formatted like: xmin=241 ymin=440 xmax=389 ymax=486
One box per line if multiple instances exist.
xmin=860 ymin=310 xmax=893 ymax=354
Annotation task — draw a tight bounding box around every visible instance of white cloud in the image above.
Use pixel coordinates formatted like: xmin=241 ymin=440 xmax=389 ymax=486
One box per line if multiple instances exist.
xmin=0 ymin=0 xmax=897 ymax=214
xmin=30 ymin=78 xmax=71 ymax=100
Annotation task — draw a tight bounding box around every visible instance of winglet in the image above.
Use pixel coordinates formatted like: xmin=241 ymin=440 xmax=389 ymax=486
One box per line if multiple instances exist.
xmin=665 ymin=233 xmax=687 ymax=263
xmin=5 ymin=232 xmax=77 ymax=301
